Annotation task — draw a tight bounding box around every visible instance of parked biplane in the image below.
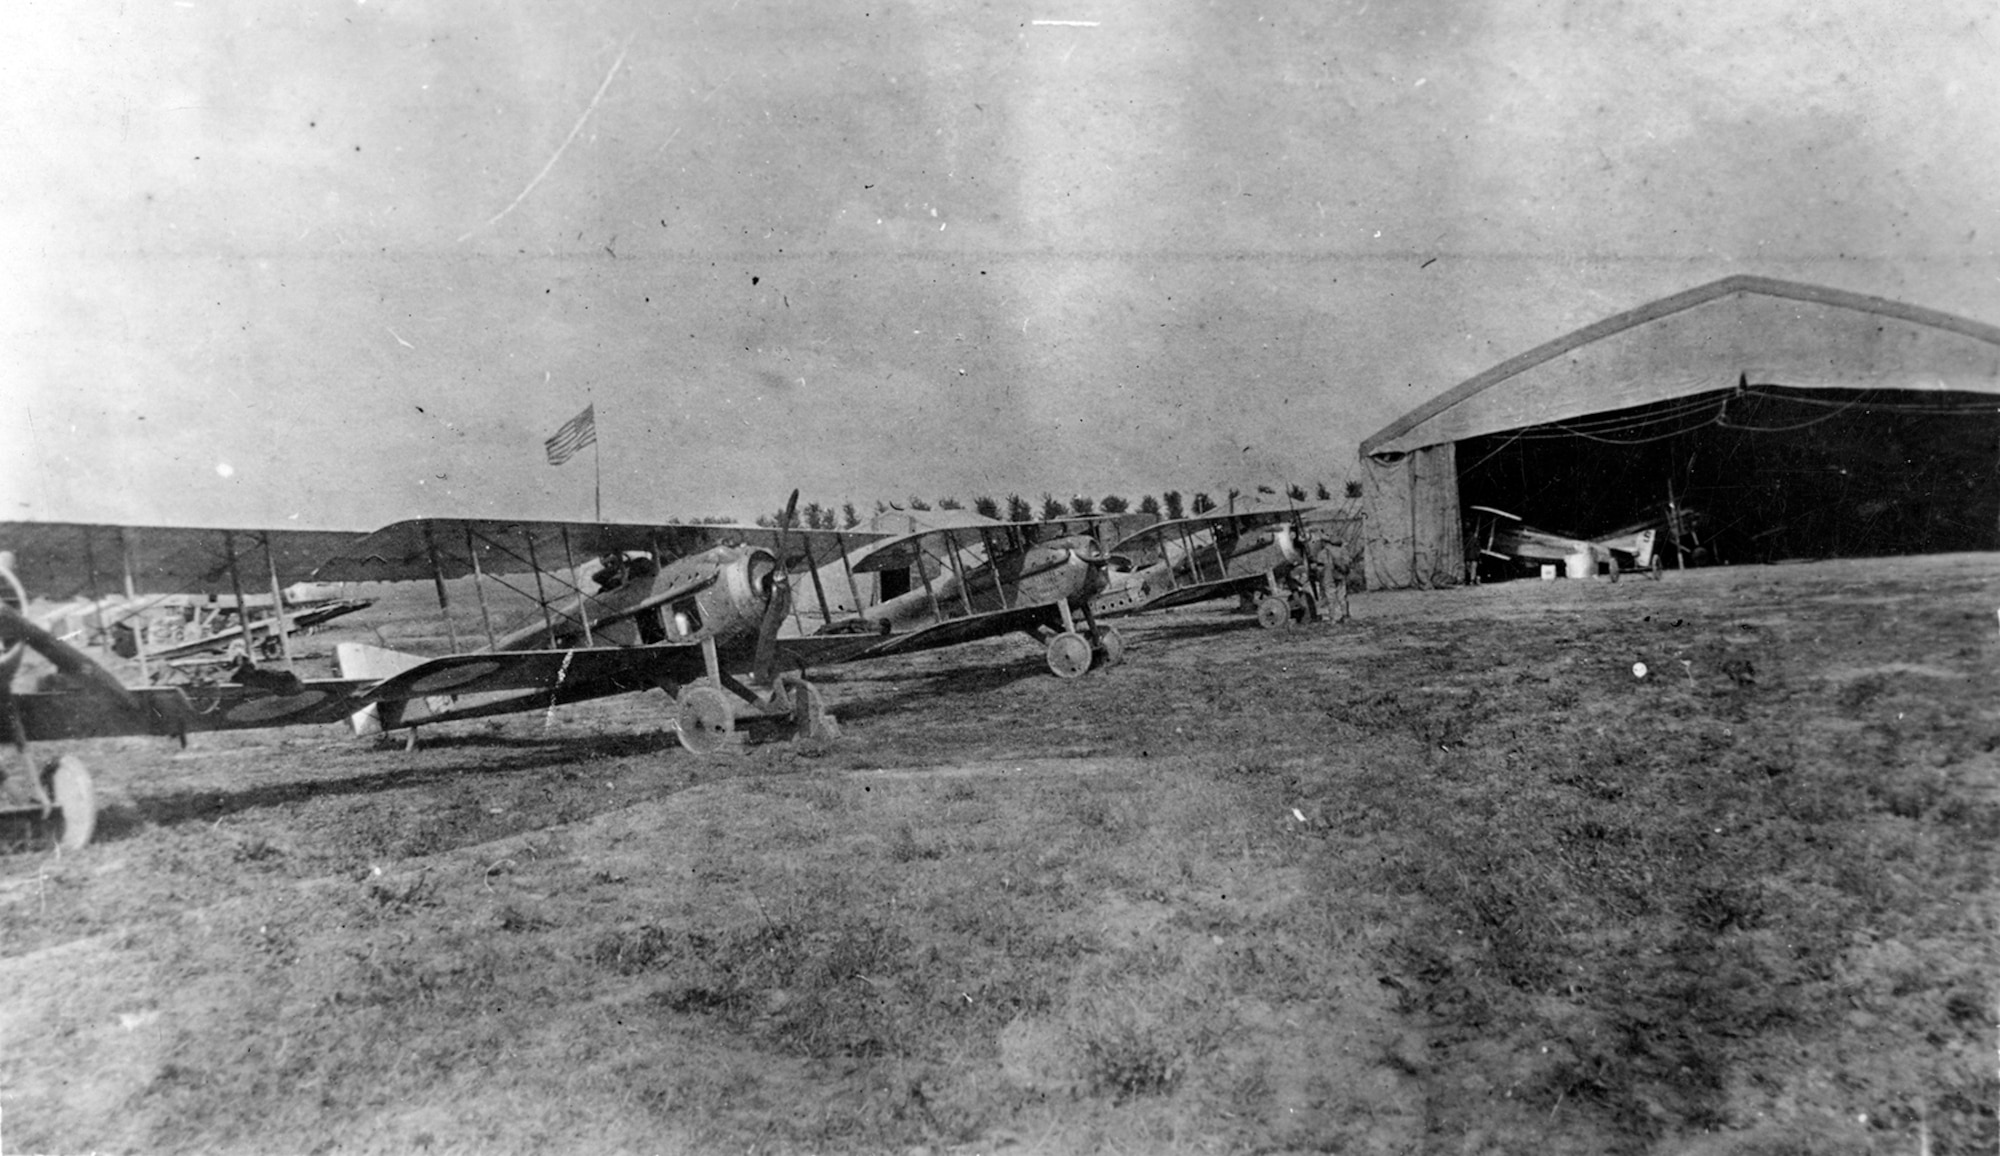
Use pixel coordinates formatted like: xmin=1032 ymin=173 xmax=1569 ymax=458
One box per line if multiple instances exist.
xmin=0 ymin=498 xmax=1144 ymax=848
xmin=38 ymin=585 xmax=374 ymax=669
xmin=313 ymin=497 xmax=886 ymax=754
xmin=0 ymin=521 xmax=372 ymax=675
xmin=0 ymin=505 xmax=874 ymax=846
xmin=0 ymin=521 xmax=376 ymax=849
xmin=802 ymin=517 xmax=1121 ymax=678
xmin=1089 ymin=506 xmax=1329 ymax=628
xmin=1464 ymin=505 xmax=1667 ymax=583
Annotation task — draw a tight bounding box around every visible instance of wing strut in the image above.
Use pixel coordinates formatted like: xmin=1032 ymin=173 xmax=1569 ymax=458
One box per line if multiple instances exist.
xmin=422 ymin=523 xmax=460 ymax=652
xmin=940 ymin=531 xmax=977 ymax=617
xmin=914 ymin=538 xmax=944 ymax=623
xmin=222 ymin=531 xmax=255 ymax=664
xmin=978 ymin=528 xmax=1013 ymax=610
xmin=118 ymin=528 xmax=150 ymax=681
xmin=834 ymin=532 xmax=867 ymax=616
xmin=465 ymin=526 xmax=498 ymax=649
xmin=259 ymin=531 xmax=296 ymax=671
xmin=558 ymin=527 xmax=593 ymax=647
xmin=524 ymin=530 xmax=556 ymax=646
xmin=81 ymin=527 xmax=112 ymax=672
xmin=800 ymin=537 xmax=833 ymax=629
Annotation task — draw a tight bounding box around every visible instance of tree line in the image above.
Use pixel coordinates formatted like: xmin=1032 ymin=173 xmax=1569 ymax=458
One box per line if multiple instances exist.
xmin=762 ymin=480 xmax=1365 ymax=530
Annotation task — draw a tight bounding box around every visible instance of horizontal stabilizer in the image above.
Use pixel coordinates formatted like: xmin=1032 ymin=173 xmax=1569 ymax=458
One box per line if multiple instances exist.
xmin=334 ymin=642 xmax=434 ymax=735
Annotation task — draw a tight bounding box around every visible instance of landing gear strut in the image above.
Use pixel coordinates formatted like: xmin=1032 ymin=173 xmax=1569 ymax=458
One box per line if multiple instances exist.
xmin=1044 ymin=599 xmax=1123 ymax=679
xmin=669 ymin=637 xmax=840 ymax=754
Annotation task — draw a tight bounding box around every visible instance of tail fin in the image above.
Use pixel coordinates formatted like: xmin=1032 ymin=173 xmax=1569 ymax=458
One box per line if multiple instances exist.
xmin=334 ymin=642 xmax=435 ymax=735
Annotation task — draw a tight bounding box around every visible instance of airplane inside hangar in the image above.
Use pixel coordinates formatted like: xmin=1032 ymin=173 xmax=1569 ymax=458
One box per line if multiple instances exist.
xmin=1358 ymin=276 xmax=2000 ymax=588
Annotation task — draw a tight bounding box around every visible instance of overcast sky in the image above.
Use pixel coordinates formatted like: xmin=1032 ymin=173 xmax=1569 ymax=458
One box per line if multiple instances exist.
xmin=6 ymin=0 xmax=1997 ymax=529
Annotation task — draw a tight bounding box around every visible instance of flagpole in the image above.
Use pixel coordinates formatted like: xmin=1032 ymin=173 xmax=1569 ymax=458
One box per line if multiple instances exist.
xmin=593 ymin=435 xmax=602 ymax=523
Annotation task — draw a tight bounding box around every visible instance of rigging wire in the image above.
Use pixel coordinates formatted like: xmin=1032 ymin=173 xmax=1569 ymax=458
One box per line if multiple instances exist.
xmin=1542 ymin=395 xmax=1732 ymax=445
xmin=1716 ymin=387 xmax=1871 ymax=433
xmin=1741 ymin=384 xmax=2000 ymax=416
xmin=1513 ymin=391 xmax=1727 ymax=436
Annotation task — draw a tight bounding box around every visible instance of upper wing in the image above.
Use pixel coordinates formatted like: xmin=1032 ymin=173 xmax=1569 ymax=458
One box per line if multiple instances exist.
xmin=0 ymin=522 xmax=366 ymax=601
xmin=314 ymin=518 xmax=880 ymax=582
xmin=845 ymin=522 xmax=1046 ymax=574
xmin=1106 ymin=507 xmax=1314 ymax=556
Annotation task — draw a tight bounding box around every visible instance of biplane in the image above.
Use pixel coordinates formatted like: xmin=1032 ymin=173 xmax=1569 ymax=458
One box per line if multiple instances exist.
xmin=0 ymin=521 xmax=373 ymax=677
xmin=0 ymin=500 xmax=1143 ymax=848
xmin=310 ymin=509 xmax=1123 ymax=745
xmin=802 ymin=517 xmax=1121 ymax=678
xmin=1089 ymin=506 xmax=1328 ymax=628
xmin=0 ymin=505 xmax=877 ymax=846
xmin=312 ymin=497 xmax=886 ymax=755
xmin=37 ymin=586 xmax=375 ymax=668
xmin=0 ymin=522 xmax=378 ymax=849
xmin=1463 ymin=505 xmax=1667 ymax=583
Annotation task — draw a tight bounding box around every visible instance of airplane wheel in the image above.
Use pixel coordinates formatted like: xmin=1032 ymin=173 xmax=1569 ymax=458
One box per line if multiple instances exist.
xmin=1607 ymin=558 xmax=1621 ymax=583
xmin=776 ymin=674 xmax=839 ymax=743
xmin=1045 ymin=631 xmax=1094 ymax=679
xmin=1091 ymin=625 xmax=1126 ymax=668
xmin=1255 ymin=596 xmax=1292 ymax=630
xmin=675 ymin=685 xmax=736 ymax=754
xmin=1646 ymin=556 xmax=1664 ymax=580
xmin=43 ymin=755 xmax=96 ymax=851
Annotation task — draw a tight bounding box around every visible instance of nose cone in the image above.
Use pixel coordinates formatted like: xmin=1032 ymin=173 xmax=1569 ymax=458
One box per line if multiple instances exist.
xmin=1275 ymin=524 xmax=1302 ymax=566
xmin=745 ymin=551 xmax=780 ymax=604
xmin=1074 ymin=536 xmax=1108 ymax=565
xmin=741 ymin=549 xmax=791 ymax=627
xmin=1062 ymin=537 xmax=1111 ymax=596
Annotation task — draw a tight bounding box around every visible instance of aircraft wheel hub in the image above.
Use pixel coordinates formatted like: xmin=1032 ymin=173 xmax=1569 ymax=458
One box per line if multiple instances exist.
xmin=1045 ymin=631 xmax=1094 ymax=679
xmin=1255 ymin=596 xmax=1293 ymax=630
xmin=674 ymin=685 xmax=736 ymax=754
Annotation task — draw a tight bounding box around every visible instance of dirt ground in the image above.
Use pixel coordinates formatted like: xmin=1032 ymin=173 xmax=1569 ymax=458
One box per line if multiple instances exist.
xmin=2 ymin=553 xmax=1998 ymax=1155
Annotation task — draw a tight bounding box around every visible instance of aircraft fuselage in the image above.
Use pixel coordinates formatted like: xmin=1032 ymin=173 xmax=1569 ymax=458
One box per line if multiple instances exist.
xmin=863 ymin=533 xmax=1107 ymax=631
xmin=490 ymin=544 xmax=781 ymax=655
xmin=1107 ymin=521 xmax=1300 ymax=604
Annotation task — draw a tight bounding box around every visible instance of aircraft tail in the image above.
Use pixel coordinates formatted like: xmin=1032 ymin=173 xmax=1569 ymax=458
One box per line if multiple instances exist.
xmin=334 ymin=642 xmax=437 ymax=735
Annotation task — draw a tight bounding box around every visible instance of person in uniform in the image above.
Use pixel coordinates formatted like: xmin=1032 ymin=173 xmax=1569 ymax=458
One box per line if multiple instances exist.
xmin=1305 ymin=530 xmax=1352 ymax=624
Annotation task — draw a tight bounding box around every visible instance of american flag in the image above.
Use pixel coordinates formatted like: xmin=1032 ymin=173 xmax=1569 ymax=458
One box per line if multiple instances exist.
xmin=544 ymin=404 xmax=597 ymax=466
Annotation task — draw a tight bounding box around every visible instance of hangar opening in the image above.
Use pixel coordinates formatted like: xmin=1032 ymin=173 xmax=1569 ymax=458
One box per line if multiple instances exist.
xmin=1359 ymin=277 xmax=2000 ymax=589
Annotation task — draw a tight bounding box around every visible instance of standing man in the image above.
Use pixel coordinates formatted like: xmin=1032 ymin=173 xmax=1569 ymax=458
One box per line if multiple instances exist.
xmin=1306 ymin=530 xmax=1352 ymax=624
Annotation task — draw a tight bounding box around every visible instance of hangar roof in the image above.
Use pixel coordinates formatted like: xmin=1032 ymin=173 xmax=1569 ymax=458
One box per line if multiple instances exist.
xmin=1360 ymin=276 xmax=2000 ymax=457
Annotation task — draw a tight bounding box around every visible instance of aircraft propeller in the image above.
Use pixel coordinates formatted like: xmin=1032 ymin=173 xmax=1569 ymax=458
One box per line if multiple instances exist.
xmin=0 ymin=601 xmax=140 ymax=712
xmin=752 ymin=489 xmax=799 ymax=686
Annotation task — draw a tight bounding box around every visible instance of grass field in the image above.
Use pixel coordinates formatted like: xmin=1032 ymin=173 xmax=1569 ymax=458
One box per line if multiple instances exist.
xmin=3 ymin=553 xmax=1998 ymax=1154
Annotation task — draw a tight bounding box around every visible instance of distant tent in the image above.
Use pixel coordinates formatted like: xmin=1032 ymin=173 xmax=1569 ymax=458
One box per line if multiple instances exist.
xmin=1358 ymin=276 xmax=2000 ymax=589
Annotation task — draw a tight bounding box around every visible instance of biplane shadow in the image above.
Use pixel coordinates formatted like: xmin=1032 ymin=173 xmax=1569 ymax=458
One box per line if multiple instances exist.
xmin=817 ymin=653 xmax=1054 ymax=723
xmin=117 ymin=730 xmax=685 ymax=835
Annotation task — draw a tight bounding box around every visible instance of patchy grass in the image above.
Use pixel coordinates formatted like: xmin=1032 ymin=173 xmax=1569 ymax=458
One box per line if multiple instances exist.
xmin=1 ymin=554 xmax=1998 ymax=1153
